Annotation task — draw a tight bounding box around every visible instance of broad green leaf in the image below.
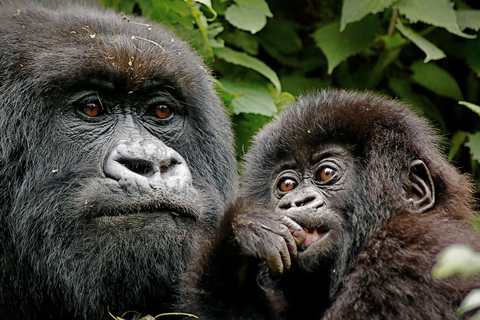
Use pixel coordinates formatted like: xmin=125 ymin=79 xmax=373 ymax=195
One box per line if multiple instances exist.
xmin=381 ymin=32 xmax=408 ymax=50
xmin=224 ymin=0 xmax=272 ymax=34
xmin=396 ymin=0 xmax=475 ymax=39
xmin=459 ymin=101 xmax=480 ymax=116
xmin=267 ymin=84 xmax=296 ymax=111
xmin=235 ymin=0 xmax=272 ymax=16
xmin=214 ymin=47 xmax=281 ymax=94
xmin=388 ymin=77 xmax=445 ymax=129
xmin=259 ymin=19 xmax=303 ymax=55
xmin=395 ymin=21 xmax=446 ymax=62
xmin=466 ymin=131 xmax=480 ymax=162
xmin=222 ymin=29 xmax=259 ymax=55
xmin=219 ymin=79 xmax=277 ymax=116
xmin=411 ymin=60 xmax=463 ymax=100
xmin=432 ymin=244 xmax=480 ymax=279
xmin=448 ymin=131 xmax=467 ymax=161
xmin=340 ymin=0 xmax=395 ymax=31
xmin=465 ymin=37 xmax=480 ymax=77
xmin=456 ymin=9 xmax=480 ymax=32
xmin=232 ymin=112 xmax=272 ymax=157
xmin=458 ymin=290 xmax=480 ymax=315
xmin=280 ymin=74 xmax=330 ymax=96
xmin=367 ymin=48 xmax=400 ymax=88
xmin=312 ymin=16 xmax=380 ymax=74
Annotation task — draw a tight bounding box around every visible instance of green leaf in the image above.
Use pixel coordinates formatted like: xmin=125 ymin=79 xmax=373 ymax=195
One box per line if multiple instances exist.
xmin=232 ymin=112 xmax=272 ymax=157
xmin=259 ymin=19 xmax=303 ymax=56
xmin=395 ymin=0 xmax=475 ymax=39
xmin=367 ymin=48 xmax=400 ymax=88
xmin=465 ymin=37 xmax=480 ymax=77
xmin=458 ymin=290 xmax=480 ymax=315
xmin=411 ymin=60 xmax=464 ymax=100
xmin=456 ymin=9 xmax=480 ymax=32
xmin=267 ymin=84 xmax=296 ymax=111
xmin=432 ymin=244 xmax=480 ymax=279
xmin=448 ymin=131 xmax=467 ymax=161
xmin=388 ymin=77 xmax=445 ymax=129
xmin=312 ymin=16 xmax=380 ymax=74
xmin=193 ymin=0 xmax=217 ymax=20
xmin=224 ymin=0 xmax=272 ymax=34
xmin=459 ymin=101 xmax=480 ymax=116
xmin=280 ymin=74 xmax=330 ymax=96
xmin=395 ymin=21 xmax=446 ymax=62
xmin=340 ymin=0 xmax=395 ymax=31
xmin=219 ymin=79 xmax=277 ymax=116
xmin=222 ymin=29 xmax=259 ymax=55
xmin=466 ymin=131 xmax=480 ymax=163
xmin=214 ymin=46 xmax=281 ymax=94
xmin=207 ymin=22 xmax=224 ymax=48
xmin=381 ymin=32 xmax=408 ymax=50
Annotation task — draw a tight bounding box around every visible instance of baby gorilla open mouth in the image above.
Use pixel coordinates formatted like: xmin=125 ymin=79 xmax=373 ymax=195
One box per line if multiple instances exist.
xmin=302 ymin=227 xmax=329 ymax=248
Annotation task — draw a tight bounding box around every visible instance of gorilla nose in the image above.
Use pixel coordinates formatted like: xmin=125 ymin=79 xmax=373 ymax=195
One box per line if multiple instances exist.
xmin=277 ymin=186 xmax=324 ymax=211
xmin=104 ymin=139 xmax=193 ymax=191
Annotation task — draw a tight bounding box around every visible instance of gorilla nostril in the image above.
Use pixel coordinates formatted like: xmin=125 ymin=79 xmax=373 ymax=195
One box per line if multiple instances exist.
xmin=118 ymin=158 xmax=155 ymax=177
xmin=279 ymin=202 xmax=292 ymax=210
xmin=159 ymin=158 xmax=179 ymax=173
xmin=295 ymin=196 xmax=315 ymax=207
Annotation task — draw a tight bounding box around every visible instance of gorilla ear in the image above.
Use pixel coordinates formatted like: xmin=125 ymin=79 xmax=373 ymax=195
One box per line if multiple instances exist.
xmin=403 ymin=160 xmax=435 ymax=213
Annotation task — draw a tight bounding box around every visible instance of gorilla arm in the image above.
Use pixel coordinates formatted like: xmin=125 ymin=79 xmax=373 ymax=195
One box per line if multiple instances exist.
xmin=180 ymin=198 xmax=305 ymax=319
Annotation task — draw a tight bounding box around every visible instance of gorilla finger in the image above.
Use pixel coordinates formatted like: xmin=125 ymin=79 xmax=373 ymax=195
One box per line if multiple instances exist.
xmin=266 ymin=253 xmax=284 ymax=278
xmin=279 ymin=224 xmax=298 ymax=257
xmin=279 ymin=240 xmax=292 ymax=271
xmin=282 ymin=216 xmax=307 ymax=245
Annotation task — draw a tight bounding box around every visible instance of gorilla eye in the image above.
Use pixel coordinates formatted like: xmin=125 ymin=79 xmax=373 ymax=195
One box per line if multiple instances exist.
xmin=83 ymin=102 xmax=101 ymax=117
xmin=315 ymin=166 xmax=336 ymax=182
xmin=278 ymin=177 xmax=298 ymax=192
xmin=155 ymin=105 xmax=171 ymax=119
xmin=147 ymin=104 xmax=172 ymax=120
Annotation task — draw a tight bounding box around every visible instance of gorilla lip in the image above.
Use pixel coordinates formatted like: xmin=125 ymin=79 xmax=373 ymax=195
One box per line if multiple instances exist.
xmin=89 ymin=203 xmax=197 ymax=220
xmin=303 ymin=227 xmax=329 ymax=248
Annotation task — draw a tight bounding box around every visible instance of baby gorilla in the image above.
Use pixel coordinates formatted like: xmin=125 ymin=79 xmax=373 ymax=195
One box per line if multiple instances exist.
xmin=180 ymin=90 xmax=480 ymax=319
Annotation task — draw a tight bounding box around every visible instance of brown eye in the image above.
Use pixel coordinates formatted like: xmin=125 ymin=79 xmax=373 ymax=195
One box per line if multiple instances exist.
xmin=278 ymin=178 xmax=298 ymax=192
xmin=83 ymin=103 xmax=100 ymax=117
xmin=155 ymin=105 xmax=171 ymax=119
xmin=315 ymin=166 xmax=336 ymax=182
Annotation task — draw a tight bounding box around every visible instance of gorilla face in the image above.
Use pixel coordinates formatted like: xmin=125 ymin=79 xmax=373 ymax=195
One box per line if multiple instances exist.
xmin=271 ymin=146 xmax=355 ymax=270
xmin=0 ymin=2 xmax=236 ymax=319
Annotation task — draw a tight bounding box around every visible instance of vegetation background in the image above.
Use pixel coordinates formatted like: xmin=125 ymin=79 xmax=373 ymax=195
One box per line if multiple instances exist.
xmin=101 ymin=0 xmax=480 ymax=187
xmin=99 ymin=1 xmax=480 ymax=317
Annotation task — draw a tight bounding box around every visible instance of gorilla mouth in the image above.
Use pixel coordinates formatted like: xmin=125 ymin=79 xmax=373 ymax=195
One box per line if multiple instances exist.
xmin=302 ymin=227 xmax=329 ymax=248
xmin=90 ymin=203 xmax=198 ymax=220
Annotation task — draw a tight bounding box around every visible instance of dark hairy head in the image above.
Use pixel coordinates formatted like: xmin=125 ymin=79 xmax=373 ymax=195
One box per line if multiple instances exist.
xmin=240 ymin=89 xmax=475 ymax=288
xmin=0 ymin=1 xmax=236 ymax=319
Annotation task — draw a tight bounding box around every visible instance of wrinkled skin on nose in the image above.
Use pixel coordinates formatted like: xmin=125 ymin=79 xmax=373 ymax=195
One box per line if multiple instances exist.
xmin=104 ymin=138 xmax=193 ymax=194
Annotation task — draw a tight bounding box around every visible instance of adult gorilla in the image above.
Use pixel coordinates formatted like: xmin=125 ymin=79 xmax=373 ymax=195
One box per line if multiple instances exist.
xmin=0 ymin=1 xmax=236 ymax=319
xmin=181 ymin=90 xmax=480 ymax=319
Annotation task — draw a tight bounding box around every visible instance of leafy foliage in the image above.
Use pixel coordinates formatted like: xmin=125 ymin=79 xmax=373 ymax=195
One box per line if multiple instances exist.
xmin=433 ymin=244 xmax=480 ymax=319
xmin=100 ymin=0 xmax=480 ymax=189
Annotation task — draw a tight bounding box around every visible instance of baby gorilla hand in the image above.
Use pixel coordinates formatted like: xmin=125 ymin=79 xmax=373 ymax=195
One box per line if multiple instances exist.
xmin=232 ymin=200 xmax=306 ymax=278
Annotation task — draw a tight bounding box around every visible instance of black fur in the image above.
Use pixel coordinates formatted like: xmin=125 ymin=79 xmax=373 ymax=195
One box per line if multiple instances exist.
xmin=180 ymin=90 xmax=480 ymax=319
xmin=0 ymin=1 xmax=236 ymax=319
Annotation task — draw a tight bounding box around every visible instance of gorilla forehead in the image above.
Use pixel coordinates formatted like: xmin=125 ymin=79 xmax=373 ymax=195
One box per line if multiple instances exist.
xmin=4 ymin=3 xmax=206 ymax=98
xmin=241 ymin=89 xmax=443 ymax=201
xmin=249 ymin=90 xmax=439 ymax=164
